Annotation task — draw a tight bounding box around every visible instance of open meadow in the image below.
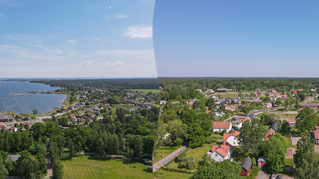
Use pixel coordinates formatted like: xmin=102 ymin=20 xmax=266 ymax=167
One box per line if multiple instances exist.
xmin=62 ymin=156 xmax=152 ymax=179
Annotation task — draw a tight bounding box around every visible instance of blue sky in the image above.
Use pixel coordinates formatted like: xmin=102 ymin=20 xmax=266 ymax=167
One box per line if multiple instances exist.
xmin=153 ymin=0 xmax=319 ymax=77
xmin=0 ymin=0 xmax=157 ymax=78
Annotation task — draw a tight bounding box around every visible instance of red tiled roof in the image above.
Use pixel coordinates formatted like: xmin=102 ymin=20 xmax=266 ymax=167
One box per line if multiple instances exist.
xmin=189 ymin=102 xmax=194 ymax=105
xmin=223 ymin=131 xmax=241 ymax=141
xmin=211 ymin=145 xmax=219 ymax=153
xmin=315 ymin=130 xmax=319 ymax=139
xmin=287 ymin=118 xmax=296 ymax=123
xmin=213 ymin=122 xmax=231 ymax=129
xmin=238 ymin=118 xmax=250 ymax=124
xmin=206 ymin=110 xmax=211 ymax=114
xmin=314 ymin=126 xmax=319 ymax=130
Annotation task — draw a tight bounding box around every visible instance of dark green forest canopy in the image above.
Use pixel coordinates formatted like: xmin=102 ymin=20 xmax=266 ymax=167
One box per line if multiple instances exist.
xmin=159 ymin=77 xmax=319 ymax=92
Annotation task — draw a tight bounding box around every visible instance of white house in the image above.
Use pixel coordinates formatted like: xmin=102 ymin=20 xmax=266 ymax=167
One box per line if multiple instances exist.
xmin=213 ymin=122 xmax=232 ymax=133
xmin=160 ymin=100 xmax=166 ymax=105
xmin=207 ymin=143 xmax=233 ymax=162
xmin=235 ymin=118 xmax=250 ymax=129
xmin=162 ymin=133 xmax=171 ymax=140
xmin=264 ymin=102 xmax=272 ymax=108
xmin=223 ymin=131 xmax=241 ymax=147
xmin=7 ymin=127 xmax=17 ymax=133
xmin=214 ymin=110 xmax=225 ymax=117
xmin=287 ymin=118 xmax=296 ymax=126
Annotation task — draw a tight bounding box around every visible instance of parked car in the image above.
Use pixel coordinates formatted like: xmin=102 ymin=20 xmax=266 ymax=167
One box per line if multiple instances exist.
xmin=276 ymin=175 xmax=282 ymax=179
xmin=271 ymin=174 xmax=276 ymax=179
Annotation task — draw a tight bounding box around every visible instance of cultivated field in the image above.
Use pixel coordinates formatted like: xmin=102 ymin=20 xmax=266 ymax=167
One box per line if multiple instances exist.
xmin=154 ymin=168 xmax=192 ymax=179
xmin=62 ymin=156 xmax=152 ymax=179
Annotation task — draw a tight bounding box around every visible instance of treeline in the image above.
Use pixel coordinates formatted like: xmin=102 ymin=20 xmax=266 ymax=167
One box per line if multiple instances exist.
xmin=159 ymin=78 xmax=319 ymax=93
xmin=27 ymin=78 xmax=160 ymax=90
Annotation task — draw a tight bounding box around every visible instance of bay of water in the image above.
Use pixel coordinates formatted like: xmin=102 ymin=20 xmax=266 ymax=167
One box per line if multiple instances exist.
xmin=0 ymin=80 xmax=67 ymax=114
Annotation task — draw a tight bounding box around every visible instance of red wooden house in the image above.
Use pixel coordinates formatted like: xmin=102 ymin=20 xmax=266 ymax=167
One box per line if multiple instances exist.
xmin=240 ymin=157 xmax=252 ymax=176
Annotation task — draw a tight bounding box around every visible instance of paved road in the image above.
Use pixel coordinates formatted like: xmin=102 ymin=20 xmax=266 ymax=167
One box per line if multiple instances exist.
xmin=224 ymin=107 xmax=282 ymax=122
xmin=153 ymin=145 xmax=188 ymax=173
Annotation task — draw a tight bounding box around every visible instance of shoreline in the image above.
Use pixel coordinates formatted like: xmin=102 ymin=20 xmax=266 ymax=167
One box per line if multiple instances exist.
xmin=0 ymin=80 xmax=68 ymax=116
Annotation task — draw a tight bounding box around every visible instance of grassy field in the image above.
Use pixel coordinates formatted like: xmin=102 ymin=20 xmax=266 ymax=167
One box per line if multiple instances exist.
xmin=126 ymin=89 xmax=160 ymax=94
xmin=311 ymin=99 xmax=319 ymax=103
xmin=242 ymin=167 xmax=261 ymax=179
xmin=214 ymin=93 xmax=240 ymax=98
xmin=62 ymin=156 xmax=152 ymax=179
xmin=283 ymin=137 xmax=297 ymax=149
xmin=154 ymin=168 xmax=192 ymax=179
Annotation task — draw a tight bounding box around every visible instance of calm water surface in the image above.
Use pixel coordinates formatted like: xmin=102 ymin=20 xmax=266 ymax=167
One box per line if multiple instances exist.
xmin=0 ymin=81 xmax=67 ymax=114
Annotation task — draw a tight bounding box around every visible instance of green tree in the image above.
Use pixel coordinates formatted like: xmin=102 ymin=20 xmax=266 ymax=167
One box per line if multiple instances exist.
xmin=296 ymin=106 xmax=318 ymax=132
xmin=294 ymin=150 xmax=319 ymax=179
xmin=294 ymin=133 xmax=315 ymax=168
xmin=166 ymin=120 xmax=188 ymax=145
xmin=191 ymin=159 xmax=241 ymax=179
xmin=32 ymin=109 xmax=38 ymax=115
xmin=239 ymin=120 xmax=267 ymax=158
xmin=206 ymin=98 xmax=215 ymax=110
xmin=263 ymin=134 xmax=287 ymax=174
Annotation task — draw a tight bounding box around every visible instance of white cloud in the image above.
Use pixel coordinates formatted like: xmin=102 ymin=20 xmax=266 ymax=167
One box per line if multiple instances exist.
xmin=92 ymin=49 xmax=155 ymax=60
xmin=101 ymin=61 xmax=125 ymax=67
xmin=67 ymin=39 xmax=76 ymax=44
xmin=82 ymin=60 xmax=93 ymax=66
xmin=0 ymin=45 xmax=65 ymax=60
xmin=105 ymin=13 xmax=128 ymax=19
xmin=94 ymin=38 xmax=109 ymax=42
xmin=140 ymin=0 xmax=154 ymax=5
xmin=105 ymin=5 xmax=112 ymax=9
xmin=121 ymin=26 xmax=152 ymax=39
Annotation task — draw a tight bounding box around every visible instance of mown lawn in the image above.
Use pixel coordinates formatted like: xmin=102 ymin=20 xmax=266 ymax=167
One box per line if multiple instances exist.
xmin=283 ymin=137 xmax=297 ymax=149
xmin=154 ymin=168 xmax=192 ymax=179
xmin=311 ymin=98 xmax=319 ymax=103
xmin=126 ymin=89 xmax=160 ymax=94
xmin=62 ymin=156 xmax=152 ymax=179
xmin=242 ymin=167 xmax=261 ymax=179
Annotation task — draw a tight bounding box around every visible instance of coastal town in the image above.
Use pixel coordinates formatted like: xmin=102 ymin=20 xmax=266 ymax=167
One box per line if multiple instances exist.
xmin=0 ymin=79 xmax=159 ymax=179
xmin=154 ymin=78 xmax=319 ymax=179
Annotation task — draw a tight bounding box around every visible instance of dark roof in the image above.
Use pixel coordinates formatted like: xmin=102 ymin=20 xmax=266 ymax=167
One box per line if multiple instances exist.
xmin=241 ymin=157 xmax=252 ymax=171
xmin=248 ymin=114 xmax=256 ymax=119
xmin=271 ymin=122 xmax=278 ymax=131
xmin=257 ymin=156 xmax=265 ymax=163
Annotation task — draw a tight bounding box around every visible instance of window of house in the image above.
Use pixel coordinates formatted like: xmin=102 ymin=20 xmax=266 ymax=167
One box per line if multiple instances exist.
xmin=215 ymin=154 xmax=217 ymax=156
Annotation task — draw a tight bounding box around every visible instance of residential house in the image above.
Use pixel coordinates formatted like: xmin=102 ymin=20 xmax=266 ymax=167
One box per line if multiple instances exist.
xmin=61 ymin=107 xmax=68 ymax=112
xmin=214 ymin=101 xmax=227 ymax=108
xmin=7 ymin=127 xmax=17 ymax=133
xmin=257 ymin=156 xmax=266 ymax=168
xmin=236 ymin=118 xmax=250 ymax=129
xmin=76 ymin=118 xmax=85 ymax=123
xmin=207 ymin=143 xmax=233 ymax=162
xmin=9 ymin=155 xmax=21 ymax=163
xmin=287 ymin=118 xmax=296 ymax=126
xmin=240 ymin=157 xmax=252 ymax=176
xmin=264 ymin=102 xmax=272 ymax=108
xmin=264 ymin=122 xmax=278 ymax=141
xmin=300 ymin=103 xmax=319 ymax=109
xmin=223 ymin=131 xmax=241 ymax=147
xmin=126 ymin=108 xmax=138 ymax=112
xmin=226 ymin=105 xmax=236 ymax=111
xmin=86 ymin=108 xmax=94 ymax=112
xmin=92 ymin=106 xmax=99 ymax=110
xmin=22 ymin=122 xmax=32 ymax=127
xmin=68 ymin=105 xmax=74 ymax=110
xmin=256 ymin=92 xmax=263 ymax=96
xmin=23 ymin=115 xmax=31 ymax=120
xmin=214 ymin=110 xmax=225 ymax=117
xmin=160 ymin=100 xmax=166 ymax=105
xmin=78 ymin=110 xmax=85 ymax=116
xmin=247 ymin=113 xmax=256 ymax=120
xmin=213 ymin=122 xmax=232 ymax=133
xmin=205 ymin=110 xmax=211 ymax=114
xmin=67 ymin=114 xmax=77 ymax=120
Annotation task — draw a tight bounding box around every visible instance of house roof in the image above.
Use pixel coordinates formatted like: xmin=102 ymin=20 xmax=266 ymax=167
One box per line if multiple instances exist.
xmin=223 ymin=131 xmax=240 ymax=141
xmin=69 ymin=114 xmax=76 ymax=118
xmin=257 ymin=156 xmax=266 ymax=163
xmin=241 ymin=157 xmax=252 ymax=171
xmin=238 ymin=118 xmax=250 ymax=124
xmin=213 ymin=122 xmax=230 ymax=129
xmin=287 ymin=118 xmax=296 ymax=123
xmin=189 ymin=102 xmax=194 ymax=105
xmin=210 ymin=145 xmax=219 ymax=153
xmin=314 ymin=126 xmax=319 ymax=130
xmin=314 ymin=130 xmax=319 ymax=139
xmin=271 ymin=122 xmax=278 ymax=131
xmin=205 ymin=110 xmax=211 ymax=114
xmin=216 ymin=147 xmax=228 ymax=157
